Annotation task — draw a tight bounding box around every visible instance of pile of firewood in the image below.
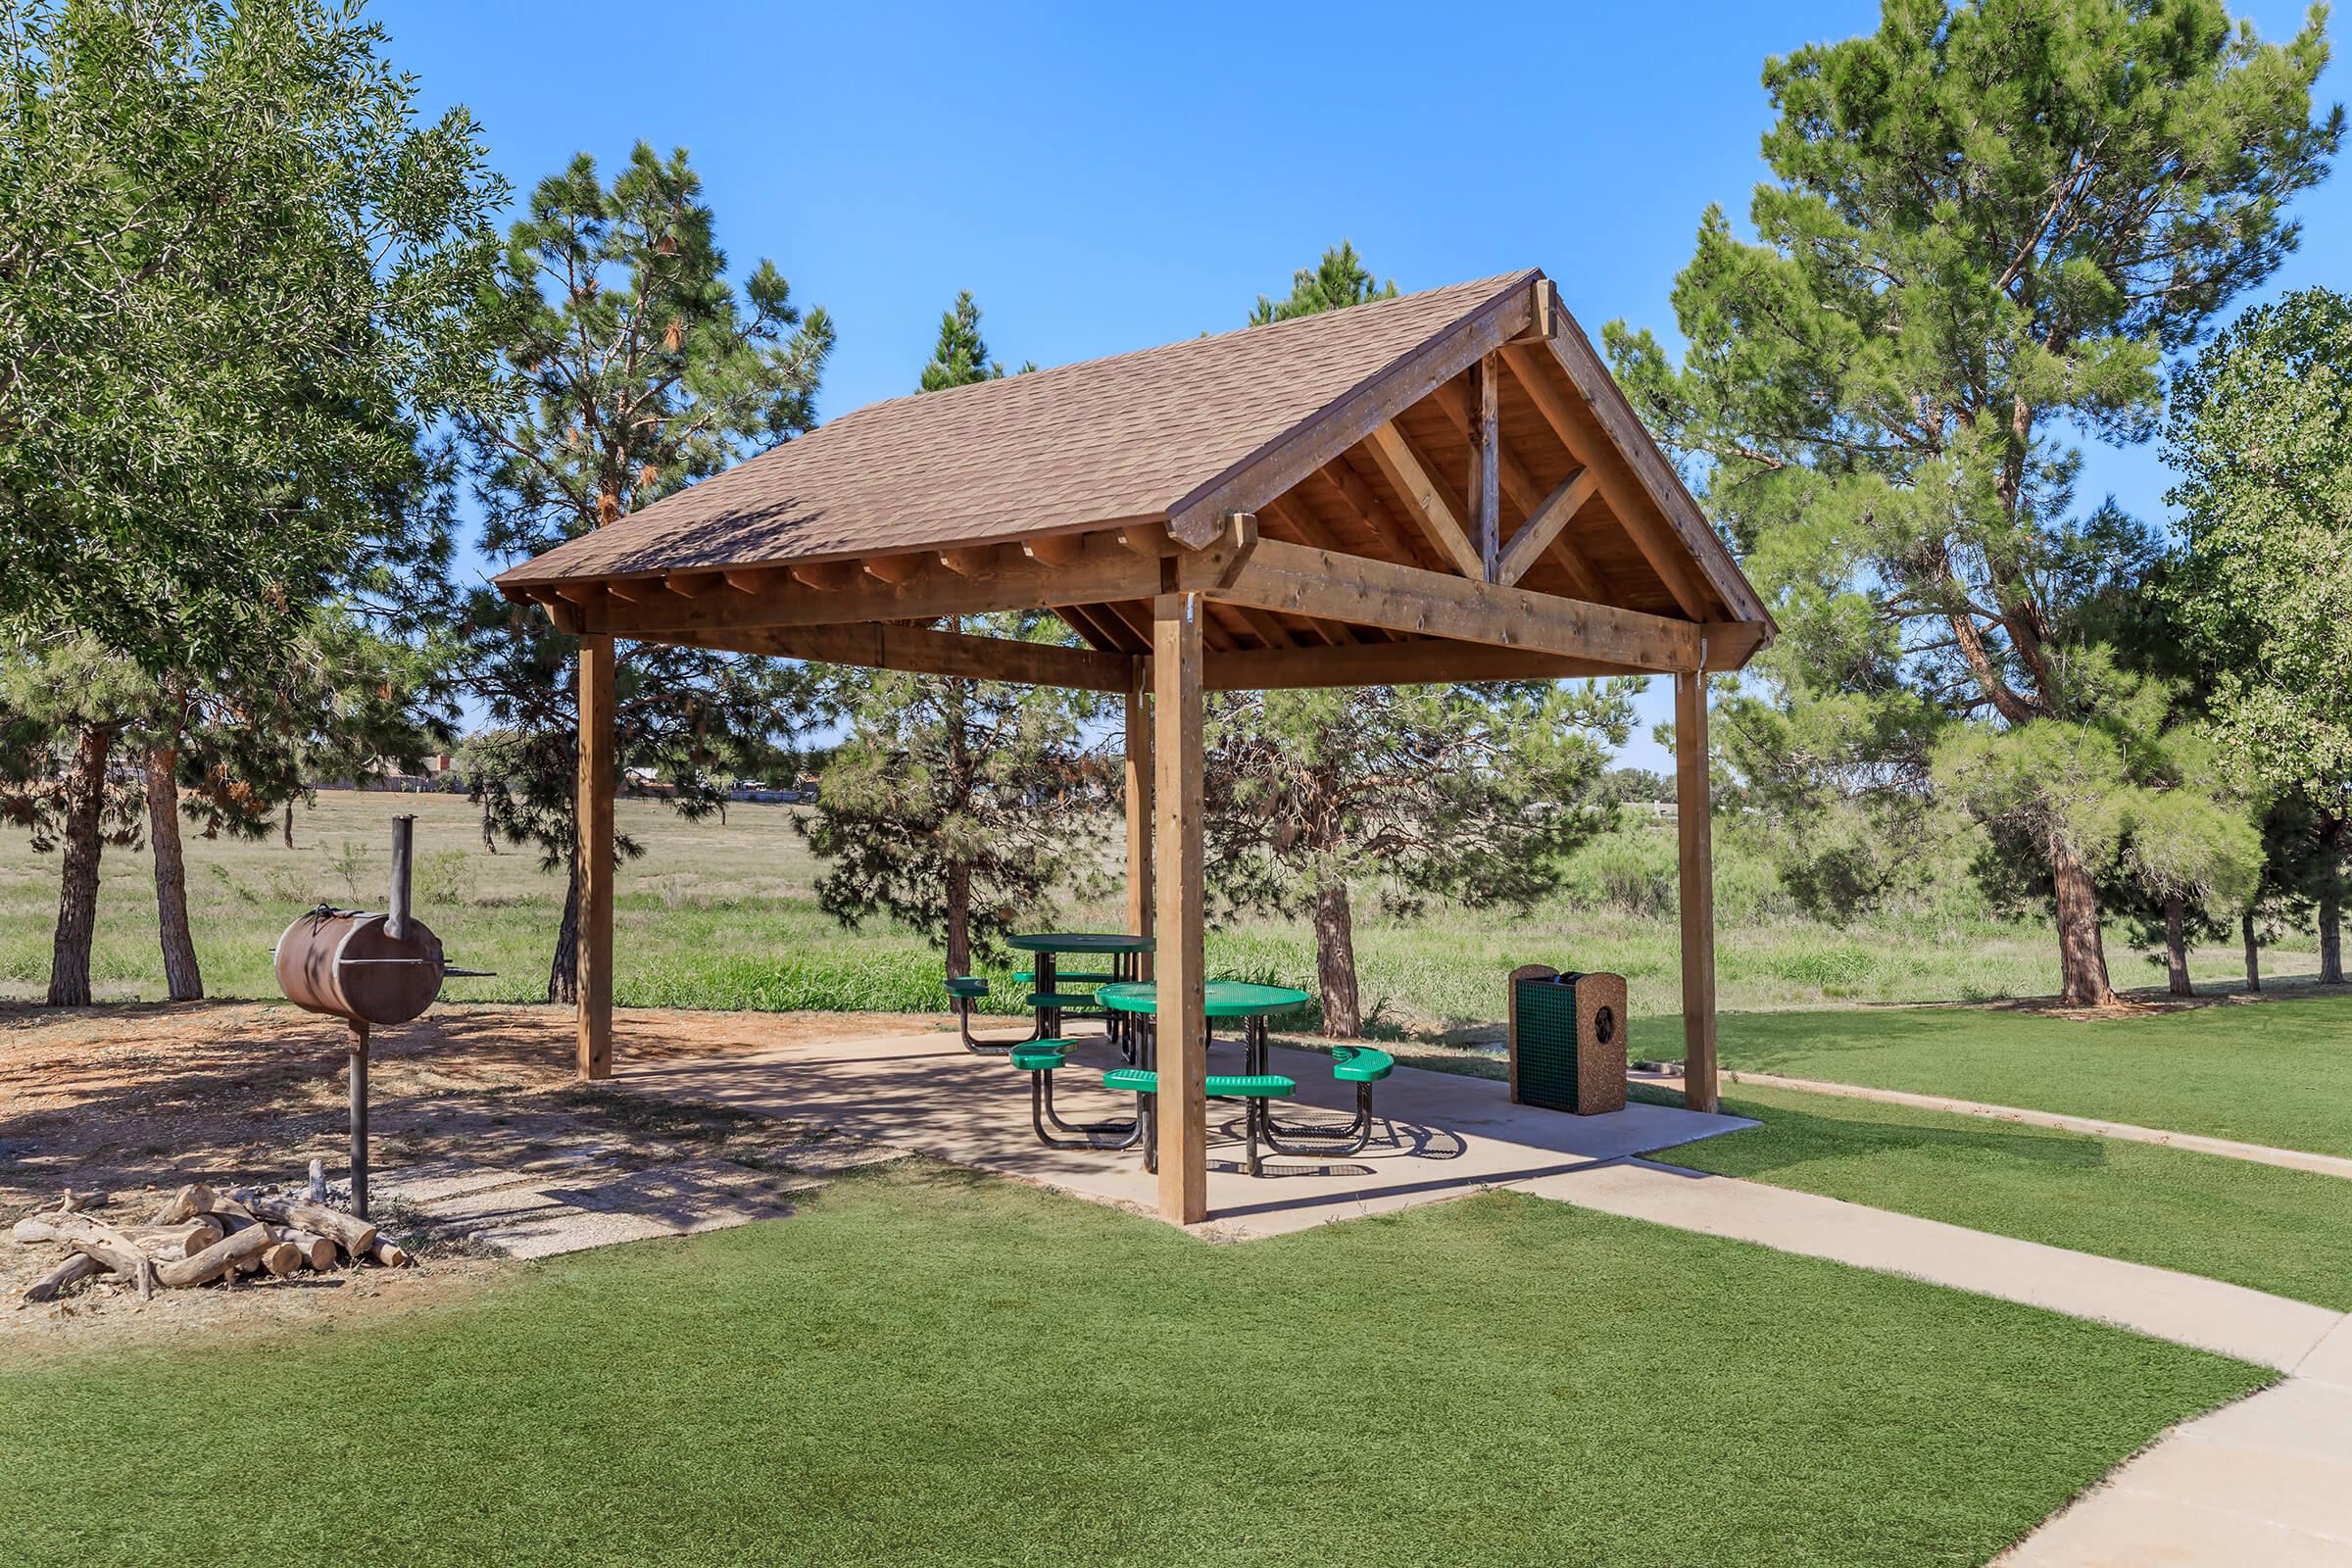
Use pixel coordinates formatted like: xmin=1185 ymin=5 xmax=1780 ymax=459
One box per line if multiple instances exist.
xmin=14 ymin=1184 xmax=410 ymax=1304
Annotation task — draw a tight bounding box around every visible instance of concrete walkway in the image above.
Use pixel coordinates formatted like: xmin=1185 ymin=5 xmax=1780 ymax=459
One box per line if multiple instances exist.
xmin=1509 ymin=1156 xmax=2339 ymax=1372
xmin=1997 ymin=1319 xmax=2352 ymax=1565
xmin=1648 ymin=1065 xmax=2352 ymax=1182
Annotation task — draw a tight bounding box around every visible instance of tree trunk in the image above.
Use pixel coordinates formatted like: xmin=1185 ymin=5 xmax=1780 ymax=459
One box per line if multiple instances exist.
xmin=2243 ymin=906 xmax=2262 ymax=994
xmin=1312 ymin=881 xmax=1363 ymax=1039
xmin=2049 ymin=838 xmax=2117 ymax=1007
xmin=944 ymin=860 xmax=971 ymax=978
xmin=547 ymin=852 xmax=580 ymax=1004
xmin=46 ymin=723 xmax=114 ymax=1007
xmin=145 ymin=740 xmax=203 ymax=1002
xmin=2323 ymin=880 xmax=2344 ymax=986
xmin=2321 ymin=817 xmax=2347 ymax=985
xmin=2162 ymin=895 xmax=2193 ymax=999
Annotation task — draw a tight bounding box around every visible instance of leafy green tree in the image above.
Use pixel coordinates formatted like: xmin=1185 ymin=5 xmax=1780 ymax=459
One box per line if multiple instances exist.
xmin=0 ymin=613 xmax=448 ymax=1005
xmin=2162 ymin=286 xmax=2352 ymax=982
xmin=0 ymin=0 xmax=504 ymax=673
xmin=461 ymin=144 xmax=832 ymax=1001
xmin=802 ymin=294 xmax=1095 ymax=976
xmin=1248 ymin=242 xmax=1397 ymax=325
xmin=1611 ymin=0 xmax=2337 ymax=1004
xmin=1206 ymin=681 xmax=1632 ymax=1034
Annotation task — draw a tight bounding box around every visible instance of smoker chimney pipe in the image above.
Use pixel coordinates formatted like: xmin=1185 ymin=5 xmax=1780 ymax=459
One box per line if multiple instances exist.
xmin=386 ymin=813 xmax=415 ymax=942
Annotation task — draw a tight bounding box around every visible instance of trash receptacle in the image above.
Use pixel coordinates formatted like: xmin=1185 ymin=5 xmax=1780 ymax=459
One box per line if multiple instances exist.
xmin=1508 ymin=964 xmax=1627 ymax=1115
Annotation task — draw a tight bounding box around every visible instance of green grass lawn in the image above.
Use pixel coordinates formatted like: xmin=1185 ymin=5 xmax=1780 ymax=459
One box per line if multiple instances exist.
xmin=0 ymin=1167 xmax=2267 ymax=1568
xmin=1642 ymin=1080 xmax=2352 ymax=1310
xmin=1647 ymin=991 xmax=2352 ymax=1158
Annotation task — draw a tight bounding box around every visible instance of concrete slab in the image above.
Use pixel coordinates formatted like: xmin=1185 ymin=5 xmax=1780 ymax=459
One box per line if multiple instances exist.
xmin=609 ymin=1030 xmax=1755 ymax=1240
xmin=2295 ymin=1313 xmax=2352 ymax=1391
xmin=1511 ymin=1157 xmax=2341 ymax=1372
xmin=407 ymin=1157 xmax=815 ymax=1259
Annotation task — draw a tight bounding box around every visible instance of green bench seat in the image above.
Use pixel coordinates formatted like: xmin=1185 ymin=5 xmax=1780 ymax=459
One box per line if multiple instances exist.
xmin=1013 ymin=969 xmax=1117 ymax=985
xmin=946 ymin=975 xmax=989 ymax=1001
xmin=1102 ymin=1067 xmax=1297 ymax=1099
xmin=1008 ymin=1042 xmax=1069 ymax=1072
xmin=1331 ymin=1046 xmax=1395 ymax=1083
xmin=1026 ymin=991 xmax=1107 ymax=1010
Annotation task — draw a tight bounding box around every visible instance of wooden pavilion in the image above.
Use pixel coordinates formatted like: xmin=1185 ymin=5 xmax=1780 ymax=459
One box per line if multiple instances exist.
xmin=495 ymin=268 xmax=1774 ymax=1225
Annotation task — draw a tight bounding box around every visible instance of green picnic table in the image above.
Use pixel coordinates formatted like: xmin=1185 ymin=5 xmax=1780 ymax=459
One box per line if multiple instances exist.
xmin=1005 ymin=932 xmax=1152 ymax=1047
xmin=1095 ymin=980 xmax=1311 ymax=1076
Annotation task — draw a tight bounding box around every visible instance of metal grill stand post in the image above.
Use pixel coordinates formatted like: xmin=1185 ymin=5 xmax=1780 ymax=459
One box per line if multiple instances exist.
xmin=348 ymin=1019 xmax=370 ymax=1219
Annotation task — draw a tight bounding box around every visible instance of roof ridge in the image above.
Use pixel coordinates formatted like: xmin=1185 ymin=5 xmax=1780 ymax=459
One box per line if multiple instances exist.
xmin=825 ymin=269 xmax=1541 ymax=430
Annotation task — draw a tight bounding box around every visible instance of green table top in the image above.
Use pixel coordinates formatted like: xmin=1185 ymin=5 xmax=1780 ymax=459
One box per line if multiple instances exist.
xmin=1095 ymin=980 xmax=1312 ymax=1018
xmin=1005 ymin=931 xmax=1152 ymax=955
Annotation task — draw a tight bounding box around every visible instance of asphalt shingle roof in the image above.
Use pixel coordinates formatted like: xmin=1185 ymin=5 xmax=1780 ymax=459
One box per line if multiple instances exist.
xmin=495 ymin=270 xmax=1539 ymax=586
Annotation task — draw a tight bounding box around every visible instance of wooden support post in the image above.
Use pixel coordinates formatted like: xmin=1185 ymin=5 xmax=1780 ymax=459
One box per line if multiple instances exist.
xmin=1674 ymin=669 xmax=1717 ymax=1112
xmin=576 ymin=635 xmax=615 ymax=1081
xmin=1152 ymin=594 xmax=1206 ymax=1224
xmin=1469 ymin=355 xmax=1500 ymax=582
xmin=1124 ymin=656 xmax=1154 ymax=978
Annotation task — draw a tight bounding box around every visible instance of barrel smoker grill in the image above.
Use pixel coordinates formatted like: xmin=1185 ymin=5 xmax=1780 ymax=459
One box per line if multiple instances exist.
xmin=272 ymin=815 xmax=489 ymax=1217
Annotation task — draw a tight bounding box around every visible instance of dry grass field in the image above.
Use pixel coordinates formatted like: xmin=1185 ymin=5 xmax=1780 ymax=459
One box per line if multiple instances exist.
xmin=0 ymin=789 xmax=2316 ymax=1035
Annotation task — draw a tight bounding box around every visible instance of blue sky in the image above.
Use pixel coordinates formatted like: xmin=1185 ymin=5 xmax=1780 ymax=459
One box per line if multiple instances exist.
xmin=382 ymin=0 xmax=2349 ymax=768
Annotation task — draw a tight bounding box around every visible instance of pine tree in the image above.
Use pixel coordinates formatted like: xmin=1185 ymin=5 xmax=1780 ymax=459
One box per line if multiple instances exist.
xmin=801 ymin=293 xmax=1091 ymax=976
xmin=1248 ymin=243 xmax=1397 ymax=325
xmin=1610 ymin=0 xmax=2338 ymax=1005
xmin=462 ymin=144 xmax=833 ymax=1001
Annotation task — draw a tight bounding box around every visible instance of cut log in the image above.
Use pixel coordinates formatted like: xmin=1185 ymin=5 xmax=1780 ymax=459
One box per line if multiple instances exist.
xmin=16 ymin=1213 xmax=157 ymax=1299
xmin=264 ymin=1226 xmax=336 ymax=1271
xmin=243 ymin=1197 xmax=376 ymax=1258
xmin=150 ymin=1184 xmax=216 ymax=1225
xmin=23 ymin=1253 xmax=102 ymax=1303
xmin=368 ymin=1240 xmax=413 ymax=1269
xmin=122 ymin=1218 xmax=223 ymax=1258
xmin=154 ymin=1225 xmax=271 ymax=1288
xmin=257 ymin=1241 xmax=303 ymax=1278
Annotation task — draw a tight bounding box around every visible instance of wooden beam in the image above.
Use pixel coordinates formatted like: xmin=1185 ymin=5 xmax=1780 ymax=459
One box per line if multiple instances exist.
xmin=863 ymin=553 xmax=927 ymax=586
xmin=1215 ymin=536 xmax=1700 ymax=671
xmin=1498 ymin=341 xmax=1712 ymax=620
xmin=1360 ymin=422 xmax=1483 ymax=578
xmin=1543 ymin=313 xmax=1768 ymax=626
xmin=1023 ymin=534 xmax=1089 ymax=568
xmin=1317 ymin=458 xmax=1436 ymax=571
xmin=1494 ymin=467 xmax=1600 ymax=587
xmin=1427 ymin=374 xmax=1612 ymax=597
xmin=1056 ymin=603 xmax=1135 ymax=654
xmin=575 ymin=636 xmax=614 ymax=1082
xmin=1469 ymin=356 xmax=1500 ymax=581
xmin=1675 ymin=670 xmax=1718 ymax=1112
xmin=1206 ymin=638 xmax=1622 ymax=691
xmin=1124 ymin=656 xmax=1153 ymax=979
xmin=664 ymin=620 xmax=1132 ymax=692
xmin=938 ymin=546 xmax=1000 ymax=577
xmin=723 ymin=566 xmax=793 ymax=597
xmin=1152 ymin=593 xmax=1206 ymax=1225
xmin=1228 ymin=604 xmax=1298 ymax=651
xmin=1168 ymin=273 xmax=1539 ymax=544
xmin=569 ymin=537 xmax=1155 ymax=638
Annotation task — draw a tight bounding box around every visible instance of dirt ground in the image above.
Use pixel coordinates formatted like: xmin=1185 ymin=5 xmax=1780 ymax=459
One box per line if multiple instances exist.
xmin=0 ymin=1001 xmax=953 ymax=1360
